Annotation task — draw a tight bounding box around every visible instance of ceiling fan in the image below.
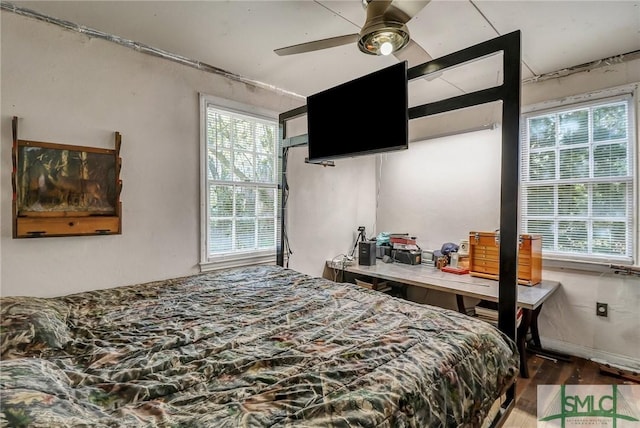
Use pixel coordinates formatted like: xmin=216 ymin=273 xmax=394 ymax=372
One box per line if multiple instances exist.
xmin=274 ymin=0 xmax=432 ymax=66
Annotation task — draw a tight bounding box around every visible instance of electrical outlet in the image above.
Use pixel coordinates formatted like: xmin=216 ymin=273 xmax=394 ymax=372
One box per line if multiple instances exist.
xmin=596 ymin=302 xmax=608 ymax=317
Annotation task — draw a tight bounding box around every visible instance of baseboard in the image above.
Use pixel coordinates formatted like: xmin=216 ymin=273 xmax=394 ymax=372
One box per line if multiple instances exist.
xmin=540 ymin=336 xmax=640 ymax=371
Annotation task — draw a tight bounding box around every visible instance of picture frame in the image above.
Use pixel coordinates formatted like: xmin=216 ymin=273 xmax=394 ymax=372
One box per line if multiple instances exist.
xmin=11 ymin=117 xmax=122 ymax=238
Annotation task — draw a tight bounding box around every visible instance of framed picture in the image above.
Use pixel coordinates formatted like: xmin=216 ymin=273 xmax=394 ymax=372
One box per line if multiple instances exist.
xmin=12 ymin=117 xmax=122 ymax=238
xmin=16 ymin=141 xmax=118 ymax=215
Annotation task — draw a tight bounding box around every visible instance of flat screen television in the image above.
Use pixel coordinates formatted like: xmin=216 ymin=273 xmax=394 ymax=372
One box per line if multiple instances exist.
xmin=306 ymin=61 xmax=408 ymax=163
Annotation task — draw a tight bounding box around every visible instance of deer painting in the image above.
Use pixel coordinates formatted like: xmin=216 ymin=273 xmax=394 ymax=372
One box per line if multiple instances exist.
xmin=17 ymin=145 xmax=115 ymax=214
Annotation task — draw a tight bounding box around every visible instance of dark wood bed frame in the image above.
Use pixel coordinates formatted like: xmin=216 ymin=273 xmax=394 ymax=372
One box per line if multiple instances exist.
xmin=276 ymin=30 xmax=522 ymax=426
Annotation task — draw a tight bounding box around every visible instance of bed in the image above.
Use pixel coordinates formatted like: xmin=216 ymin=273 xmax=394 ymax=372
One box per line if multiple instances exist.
xmin=0 ymin=265 xmax=517 ymax=427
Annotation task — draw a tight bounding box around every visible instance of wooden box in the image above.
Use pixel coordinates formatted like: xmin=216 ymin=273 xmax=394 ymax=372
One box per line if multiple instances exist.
xmin=468 ymin=231 xmax=542 ymax=286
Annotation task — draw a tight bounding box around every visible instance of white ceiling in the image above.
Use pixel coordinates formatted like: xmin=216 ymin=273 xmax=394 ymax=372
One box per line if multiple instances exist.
xmin=8 ymin=0 xmax=640 ymax=106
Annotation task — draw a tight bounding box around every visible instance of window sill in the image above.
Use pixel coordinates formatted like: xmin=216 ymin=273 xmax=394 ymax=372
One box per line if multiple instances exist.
xmin=543 ymin=258 xmax=636 ymax=274
xmin=200 ymin=251 xmax=276 ymax=272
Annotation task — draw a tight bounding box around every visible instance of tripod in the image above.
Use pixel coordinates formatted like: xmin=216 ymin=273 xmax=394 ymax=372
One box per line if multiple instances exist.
xmin=349 ymin=227 xmax=367 ymax=258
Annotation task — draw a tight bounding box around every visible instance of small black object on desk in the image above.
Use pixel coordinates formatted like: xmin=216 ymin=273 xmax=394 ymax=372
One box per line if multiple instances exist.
xmin=359 ymin=241 xmax=377 ymax=266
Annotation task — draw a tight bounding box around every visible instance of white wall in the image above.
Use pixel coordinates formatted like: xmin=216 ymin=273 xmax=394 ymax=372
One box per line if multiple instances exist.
xmin=376 ymin=128 xmax=502 ymax=251
xmin=0 ymin=12 xmax=302 ymax=296
xmin=286 ymin=147 xmax=376 ymax=277
xmin=539 ymin=268 xmax=639 ymax=370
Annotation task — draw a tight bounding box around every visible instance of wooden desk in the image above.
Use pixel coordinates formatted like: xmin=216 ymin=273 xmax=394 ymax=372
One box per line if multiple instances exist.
xmin=327 ymin=260 xmax=561 ymax=378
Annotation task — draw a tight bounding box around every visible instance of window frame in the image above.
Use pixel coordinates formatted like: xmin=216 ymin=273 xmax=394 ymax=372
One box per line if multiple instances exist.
xmin=199 ymin=94 xmax=279 ymax=271
xmin=520 ymin=84 xmax=638 ymax=267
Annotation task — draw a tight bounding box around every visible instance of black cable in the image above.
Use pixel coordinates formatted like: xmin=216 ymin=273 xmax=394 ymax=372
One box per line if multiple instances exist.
xmin=281 ymin=147 xmax=293 ymax=267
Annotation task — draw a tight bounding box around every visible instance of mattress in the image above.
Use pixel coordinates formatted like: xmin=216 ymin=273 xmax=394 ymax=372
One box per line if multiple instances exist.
xmin=0 ymin=265 xmax=518 ymax=427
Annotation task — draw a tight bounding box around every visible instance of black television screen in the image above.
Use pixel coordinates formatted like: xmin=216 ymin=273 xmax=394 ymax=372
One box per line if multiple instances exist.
xmin=307 ymin=61 xmax=408 ymax=162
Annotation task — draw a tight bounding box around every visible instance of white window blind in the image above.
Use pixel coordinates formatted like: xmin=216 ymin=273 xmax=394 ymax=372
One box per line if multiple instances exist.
xmin=202 ymin=99 xmax=278 ymax=266
xmin=521 ymin=94 xmax=635 ymax=263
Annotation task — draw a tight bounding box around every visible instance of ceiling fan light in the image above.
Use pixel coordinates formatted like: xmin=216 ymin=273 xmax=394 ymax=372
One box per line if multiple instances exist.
xmin=358 ymin=27 xmax=409 ymax=56
xmin=380 ymin=41 xmax=393 ymax=56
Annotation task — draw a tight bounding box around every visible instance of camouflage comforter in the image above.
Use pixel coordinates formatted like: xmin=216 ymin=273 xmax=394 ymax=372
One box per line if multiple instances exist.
xmin=0 ymin=265 xmax=518 ymax=427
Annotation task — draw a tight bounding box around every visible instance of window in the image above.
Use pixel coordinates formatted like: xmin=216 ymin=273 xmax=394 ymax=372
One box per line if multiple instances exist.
xmin=200 ymin=95 xmax=278 ymax=269
xmin=521 ymin=92 xmax=635 ymax=263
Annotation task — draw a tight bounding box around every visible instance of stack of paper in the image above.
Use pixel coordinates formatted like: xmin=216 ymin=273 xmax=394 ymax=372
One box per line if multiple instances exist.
xmin=474 ymin=300 xmax=522 ymax=327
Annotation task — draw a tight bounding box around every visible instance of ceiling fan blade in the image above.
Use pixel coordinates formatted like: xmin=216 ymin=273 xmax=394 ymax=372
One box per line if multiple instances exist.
xmin=274 ymin=34 xmax=359 ymax=56
xmin=384 ymin=0 xmax=431 ymax=24
xmin=393 ymin=39 xmax=432 ymax=67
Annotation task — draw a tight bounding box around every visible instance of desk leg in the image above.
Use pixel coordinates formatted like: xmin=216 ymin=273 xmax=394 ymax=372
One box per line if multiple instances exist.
xmin=527 ymin=303 xmax=572 ymax=362
xmin=517 ymin=309 xmax=533 ymax=379
xmin=456 ymin=295 xmax=466 ymax=314
xmin=529 ymin=305 xmax=543 ymax=348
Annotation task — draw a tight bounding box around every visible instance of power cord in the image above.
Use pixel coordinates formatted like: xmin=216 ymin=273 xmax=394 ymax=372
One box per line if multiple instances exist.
xmin=281 ymin=147 xmax=293 ymax=267
xmin=330 ymin=254 xmax=354 ymax=282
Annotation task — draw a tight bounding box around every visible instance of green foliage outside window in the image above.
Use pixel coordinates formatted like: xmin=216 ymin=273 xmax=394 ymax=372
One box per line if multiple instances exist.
xmin=205 ymin=106 xmax=277 ymax=256
xmin=522 ymin=98 xmax=633 ymax=261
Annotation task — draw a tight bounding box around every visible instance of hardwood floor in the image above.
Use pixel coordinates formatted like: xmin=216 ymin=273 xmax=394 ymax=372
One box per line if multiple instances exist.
xmin=503 ymin=353 xmax=639 ymax=427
